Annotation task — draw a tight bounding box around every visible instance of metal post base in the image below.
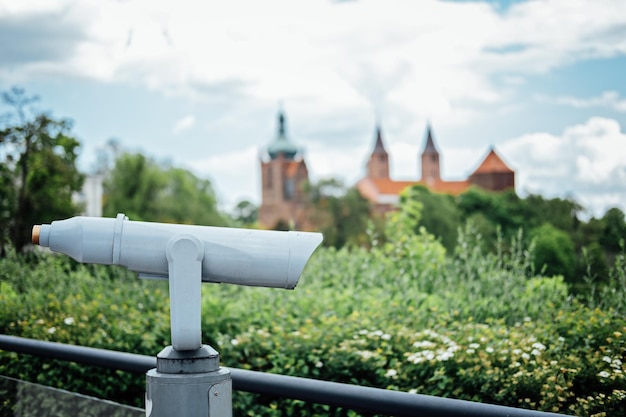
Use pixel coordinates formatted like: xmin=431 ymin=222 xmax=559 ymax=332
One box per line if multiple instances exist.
xmin=146 ymin=345 xmax=232 ymax=417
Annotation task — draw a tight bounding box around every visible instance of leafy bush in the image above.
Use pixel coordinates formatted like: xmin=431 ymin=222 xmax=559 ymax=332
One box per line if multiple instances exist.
xmin=1 ymin=228 xmax=625 ymax=416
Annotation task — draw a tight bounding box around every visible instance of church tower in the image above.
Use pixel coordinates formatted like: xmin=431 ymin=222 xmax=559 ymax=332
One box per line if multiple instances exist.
xmin=366 ymin=125 xmax=390 ymax=179
xmin=421 ymin=124 xmax=440 ymax=186
xmin=258 ymin=110 xmax=309 ymax=230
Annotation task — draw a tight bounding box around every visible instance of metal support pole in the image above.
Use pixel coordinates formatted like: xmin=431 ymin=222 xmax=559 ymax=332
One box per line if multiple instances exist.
xmin=146 ymin=345 xmax=232 ymax=417
xmin=145 ymin=234 xmax=232 ymax=417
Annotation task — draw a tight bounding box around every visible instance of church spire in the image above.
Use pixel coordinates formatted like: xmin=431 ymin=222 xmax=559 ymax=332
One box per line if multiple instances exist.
xmin=267 ymin=109 xmax=298 ymax=160
xmin=421 ymin=123 xmax=440 ymax=185
xmin=367 ymin=124 xmax=390 ymax=179
xmin=372 ymin=125 xmax=387 ymax=154
xmin=278 ymin=111 xmax=286 ymax=137
xmin=422 ymin=123 xmax=438 ymax=154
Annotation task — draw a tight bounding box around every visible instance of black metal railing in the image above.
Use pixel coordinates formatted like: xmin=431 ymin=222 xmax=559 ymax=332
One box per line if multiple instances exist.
xmin=0 ymin=334 xmax=570 ymax=417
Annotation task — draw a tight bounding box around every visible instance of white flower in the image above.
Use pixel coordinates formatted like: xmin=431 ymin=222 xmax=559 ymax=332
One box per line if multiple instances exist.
xmin=531 ymin=349 xmax=541 ymax=356
xmin=603 ymin=356 xmax=612 ymax=363
xmin=469 ymin=343 xmax=480 ymax=349
xmin=486 ymin=347 xmax=494 ymax=353
xmin=513 ymin=349 xmax=522 ymax=355
xmin=531 ymin=342 xmax=546 ymax=351
xmin=372 ymin=330 xmax=383 ymax=337
xmin=385 ymin=369 xmax=397 ymax=378
xmin=436 ymin=351 xmax=454 ymax=361
xmin=407 ymin=354 xmax=424 ymax=364
xmin=466 ymin=349 xmax=475 ymax=354
xmin=64 ymin=317 xmax=75 ymax=325
xmin=358 ymin=330 xmax=369 ymax=335
xmin=381 ymin=334 xmax=391 ymax=341
xmin=408 ymin=389 xmax=418 ymax=394
xmin=47 ymin=327 xmax=56 ymax=334
xmin=598 ymin=371 xmax=610 ymax=378
xmin=358 ymin=350 xmax=375 ymax=359
xmin=230 ymin=339 xmax=239 ymax=346
xmin=521 ymin=353 xmax=530 ymax=360
xmin=315 ymin=361 xmax=324 ymax=368
xmin=413 ymin=341 xmax=435 ymax=348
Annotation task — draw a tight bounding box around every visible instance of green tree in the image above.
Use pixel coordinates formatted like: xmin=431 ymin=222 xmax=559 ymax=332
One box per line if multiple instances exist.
xmin=457 ymin=187 xmax=523 ymax=238
xmin=0 ymin=87 xmax=83 ymax=252
xmin=400 ymin=185 xmax=461 ymax=251
xmin=307 ymin=178 xmax=371 ymax=248
xmin=600 ymin=207 xmax=626 ymax=253
xmin=103 ymin=152 xmax=226 ymax=226
xmin=520 ymin=194 xmax=581 ymax=233
xmin=530 ymin=223 xmax=576 ymax=282
xmin=232 ymin=200 xmax=258 ymax=226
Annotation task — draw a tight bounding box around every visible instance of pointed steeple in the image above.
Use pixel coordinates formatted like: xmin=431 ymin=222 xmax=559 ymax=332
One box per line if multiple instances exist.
xmin=278 ymin=112 xmax=286 ymax=137
xmin=422 ymin=123 xmax=438 ymax=154
xmin=367 ymin=124 xmax=390 ymax=179
xmin=372 ymin=125 xmax=388 ymax=155
xmin=268 ymin=110 xmax=298 ymax=160
xmin=421 ymin=123 xmax=440 ymax=185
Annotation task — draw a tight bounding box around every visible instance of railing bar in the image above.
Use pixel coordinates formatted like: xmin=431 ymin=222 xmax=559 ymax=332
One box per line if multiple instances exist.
xmin=0 ymin=335 xmax=570 ymax=417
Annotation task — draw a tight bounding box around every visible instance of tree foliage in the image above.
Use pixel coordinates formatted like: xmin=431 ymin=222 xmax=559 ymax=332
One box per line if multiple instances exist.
xmin=530 ymin=223 xmax=576 ymax=281
xmin=306 ymin=178 xmax=372 ymax=248
xmin=232 ymin=200 xmax=258 ymax=226
xmin=103 ymin=152 xmax=226 ymax=226
xmin=0 ymin=87 xmax=83 ymax=252
xmin=399 ymin=185 xmax=461 ymax=251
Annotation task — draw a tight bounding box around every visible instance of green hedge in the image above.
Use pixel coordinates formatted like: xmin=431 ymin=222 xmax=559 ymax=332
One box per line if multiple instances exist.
xmin=1 ymin=229 xmax=625 ymax=416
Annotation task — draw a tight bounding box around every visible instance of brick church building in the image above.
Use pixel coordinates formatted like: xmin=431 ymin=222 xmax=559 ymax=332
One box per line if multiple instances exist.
xmin=258 ymin=111 xmax=310 ymax=230
xmin=356 ymin=124 xmax=515 ymax=215
xmin=258 ymin=111 xmax=515 ymax=229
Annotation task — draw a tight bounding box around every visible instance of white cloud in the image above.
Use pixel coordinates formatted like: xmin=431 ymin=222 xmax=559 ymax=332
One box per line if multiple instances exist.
xmin=501 ymin=117 xmax=626 ymax=217
xmin=172 ymin=115 xmax=195 ymax=134
xmin=4 ymin=0 xmax=626 ymax=127
xmin=3 ymin=0 xmax=626 ymax=218
xmin=535 ymin=91 xmax=626 ymax=113
xmin=186 ymin=146 xmax=259 ymax=210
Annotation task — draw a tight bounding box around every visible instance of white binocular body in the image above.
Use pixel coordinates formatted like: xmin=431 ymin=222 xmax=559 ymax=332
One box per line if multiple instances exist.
xmin=33 ymin=213 xmax=323 ymax=289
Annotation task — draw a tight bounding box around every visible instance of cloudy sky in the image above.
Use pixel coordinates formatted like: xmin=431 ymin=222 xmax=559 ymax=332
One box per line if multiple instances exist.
xmin=1 ymin=0 xmax=625 ymax=217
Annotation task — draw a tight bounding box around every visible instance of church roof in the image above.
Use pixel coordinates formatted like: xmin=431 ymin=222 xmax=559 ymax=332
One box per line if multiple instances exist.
xmin=357 ymin=177 xmax=471 ymax=204
xmin=422 ymin=124 xmax=439 ymax=154
xmin=472 ymin=148 xmax=514 ymax=175
xmin=372 ymin=126 xmax=388 ymax=155
xmin=267 ymin=111 xmax=298 ymax=160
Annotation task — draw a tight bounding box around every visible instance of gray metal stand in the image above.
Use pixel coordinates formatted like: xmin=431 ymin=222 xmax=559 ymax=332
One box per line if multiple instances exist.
xmin=146 ymin=345 xmax=232 ymax=417
xmin=145 ymin=234 xmax=232 ymax=417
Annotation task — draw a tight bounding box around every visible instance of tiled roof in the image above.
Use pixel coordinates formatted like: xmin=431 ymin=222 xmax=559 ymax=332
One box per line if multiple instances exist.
xmin=472 ymin=149 xmax=514 ymax=174
xmin=430 ymin=180 xmax=471 ymax=195
xmin=370 ymin=178 xmax=417 ymax=195
xmin=357 ymin=177 xmax=471 ymax=204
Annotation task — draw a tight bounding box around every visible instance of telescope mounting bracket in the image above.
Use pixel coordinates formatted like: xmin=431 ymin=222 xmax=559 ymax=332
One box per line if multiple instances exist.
xmin=166 ymin=234 xmax=204 ymax=351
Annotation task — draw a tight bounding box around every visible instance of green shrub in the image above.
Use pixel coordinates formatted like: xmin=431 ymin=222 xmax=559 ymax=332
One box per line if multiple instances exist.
xmin=1 ymin=228 xmax=625 ymax=416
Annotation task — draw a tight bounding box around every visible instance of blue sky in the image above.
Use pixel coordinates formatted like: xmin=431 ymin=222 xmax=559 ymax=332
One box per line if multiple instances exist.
xmin=1 ymin=0 xmax=625 ymax=217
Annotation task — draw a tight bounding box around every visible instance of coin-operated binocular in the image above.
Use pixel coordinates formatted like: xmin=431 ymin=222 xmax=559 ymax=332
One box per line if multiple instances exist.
xmin=33 ymin=213 xmax=323 ymax=417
